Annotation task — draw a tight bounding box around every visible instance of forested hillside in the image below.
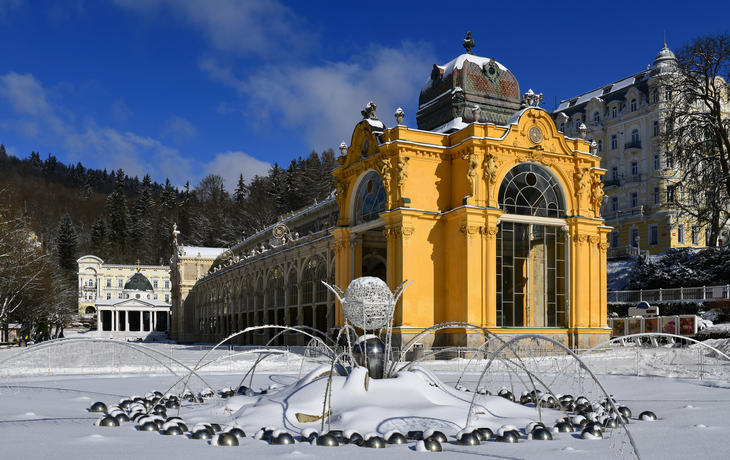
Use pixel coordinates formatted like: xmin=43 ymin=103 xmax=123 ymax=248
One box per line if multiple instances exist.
xmin=0 ymin=143 xmax=337 ymax=266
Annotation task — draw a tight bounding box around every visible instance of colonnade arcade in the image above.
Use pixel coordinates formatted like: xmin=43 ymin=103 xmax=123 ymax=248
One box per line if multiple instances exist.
xmin=98 ymin=302 xmax=170 ymax=335
xmin=195 ymin=246 xmax=336 ymax=345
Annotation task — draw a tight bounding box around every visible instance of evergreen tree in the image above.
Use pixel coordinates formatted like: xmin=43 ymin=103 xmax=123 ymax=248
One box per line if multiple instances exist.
xmin=234 ymin=174 xmax=247 ymax=203
xmin=160 ymin=178 xmax=177 ymax=210
xmin=56 ymin=213 xmax=78 ymax=272
xmin=90 ymin=217 xmax=108 ymax=259
xmin=106 ymin=168 xmax=129 ymax=260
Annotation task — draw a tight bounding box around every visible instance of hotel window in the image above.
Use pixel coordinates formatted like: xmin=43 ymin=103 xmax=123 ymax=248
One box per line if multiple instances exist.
xmin=612 ymin=232 xmax=619 ymax=248
xmin=117 ymin=279 xmax=123 ymax=288
xmin=106 ymin=278 xmax=111 ymax=287
xmin=593 ymin=111 xmax=600 ymax=122
xmin=649 ymin=225 xmax=658 ymax=245
xmin=651 ymin=88 xmax=659 ymax=103
xmin=559 ymin=123 xmax=564 ymax=132
xmin=664 ymin=87 xmax=672 ymax=101
xmin=165 ymin=294 xmax=170 ymax=303
xmin=611 ymin=166 xmax=618 ymax=180
xmin=631 ymin=192 xmax=638 ymax=208
xmin=630 ymin=98 xmax=637 ymax=112
xmin=164 ymin=280 xmax=170 ymax=289
xmin=653 ymin=154 xmax=660 ymax=170
xmin=611 ymin=134 xmax=618 ymax=150
xmin=666 ymin=151 xmax=674 ymax=168
xmin=631 ymin=161 xmax=638 ymax=175
xmin=654 ymin=187 xmax=659 ymax=205
xmin=692 ymin=227 xmax=700 ymax=245
xmin=612 ymin=196 xmax=619 ymax=211
xmin=597 ymin=139 xmax=603 ymax=152
xmin=611 ymin=106 xmax=617 ymax=118
xmin=153 ymin=280 xmax=158 ymax=289
xmin=107 ymin=292 xmax=111 ymax=300
xmin=631 ymin=129 xmax=640 ymax=143
xmin=118 ymin=292 xmax=123 ymax=299
xmin=678 ymin=224 xmax=685 ymax=244
xmin=631 ymin=228 xmax=639 ymax=247
xmin=653 ymin=120 xmax=659 ymax=137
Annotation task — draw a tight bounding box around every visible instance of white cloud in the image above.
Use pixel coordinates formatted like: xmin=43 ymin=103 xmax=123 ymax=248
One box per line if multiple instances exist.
xmin=161 ymin=115 xmax=198 ymax=144
xmin=111 ymin=97 xmax=132 ymax=121
xmin=201 ymin=42 xmax=437 ymax=152
xmin=112 ymin=0 xmax=314 ymax=58
xmin=201 ymin=150 xmax=271 ymax=189
xmin=0 ymin=71 xmax=71 ymax=140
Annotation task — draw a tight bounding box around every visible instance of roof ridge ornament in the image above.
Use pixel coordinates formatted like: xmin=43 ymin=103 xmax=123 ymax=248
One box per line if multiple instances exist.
xmin=361 ymin=101 xmax=379 ymax=120
xmin=520 ymin=89 xmax=544 ymax=109
xmin=462 ymin=31 xmax=475 ymax=55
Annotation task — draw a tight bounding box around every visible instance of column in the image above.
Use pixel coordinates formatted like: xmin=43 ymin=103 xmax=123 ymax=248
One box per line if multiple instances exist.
xmin=483 ymin=208 xmax=503 ymax=327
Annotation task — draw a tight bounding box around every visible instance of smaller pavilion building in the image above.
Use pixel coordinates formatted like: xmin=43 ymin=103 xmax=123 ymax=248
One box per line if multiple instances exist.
xmin=96 ymin=272 xmax=172 ymax=341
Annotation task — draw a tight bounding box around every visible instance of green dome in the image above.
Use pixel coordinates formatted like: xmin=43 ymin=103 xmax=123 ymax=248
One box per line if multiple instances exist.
xmin=124 ymin=272 xmax=153 ymax=291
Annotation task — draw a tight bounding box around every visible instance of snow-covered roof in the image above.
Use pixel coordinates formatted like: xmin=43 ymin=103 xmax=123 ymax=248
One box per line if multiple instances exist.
xmin=95 ymin=298 xmax=170 ymax=308
xmin=179 ymin=246 xmax=226 ymax=259
xmin=555 ymin=71 xmax=651 ymax=112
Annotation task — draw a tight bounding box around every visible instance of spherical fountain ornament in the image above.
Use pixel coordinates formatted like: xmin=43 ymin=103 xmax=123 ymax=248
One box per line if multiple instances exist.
xmin=165 ymin=400 xmax=179 ymax=409
xmin=581 ymin=425 xmax=603 ymax=439
xmin=162 ymin=425 xmax=183 ymax=436
xmin=226 ymin=427 xmax=246 ymax=438
xmin=553 ymin=422 xmax=574 ymax=433
xmin=217 ymin=433 xmax=239 ymax=446
xmin=344 ymin=432 xmax=364 ymax=445
xmin=617 ymin=406 xmax=632 ymax=418
xmin=192 ymin=428 xmax=212 ymax=440
xmin=496 ymin=431 xmax=519 ymax=443
xmin=471 ymin=429 xmax=485 ymax=442
xmin=272 ymin=432 xmax=295 ymax=445
xmin=209 ymin=423 xmax=222 ymax=433
xmin=603 ymin=417 xmax=619 ymax=429
xmin=299 ymin=429 xmax=318 ymax=443
xmin=316 ymin=433 xmax=339 ymax=446
xmin=90 ymin=402 xmax=107 ymax=413
xmin=639 ymin=411 xmax=657 ymax=421
xmin=422 ymin=438 xmax=442 ymax=452
xmin=99 ymin=416 xmax=120 ymax=427
xmin=341 ymin=277 xmax=395 ymax=330
xmin=425 ymin=430 xmax=447 ymax=443
xmin=476 ymin=427 xmax=494 ymax=440
xmin=114 ymin=413 xmax=130 ymax=423
xmin=456 ymin=432 xmax=480 ymax=446
xmin=363 ymin=436 xmax=386 ymax=448
xmin=531 ymin=428 xmax=552 ymax=440
xmin=138 ymin=421 xmax=158 ymax=432
xmin=387 ymin=432 xmax=407 ymax=444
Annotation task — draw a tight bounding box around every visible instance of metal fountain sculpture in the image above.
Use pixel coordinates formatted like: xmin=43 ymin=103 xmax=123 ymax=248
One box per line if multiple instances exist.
xmin=322 ymin=277 xmax=411 ymax=379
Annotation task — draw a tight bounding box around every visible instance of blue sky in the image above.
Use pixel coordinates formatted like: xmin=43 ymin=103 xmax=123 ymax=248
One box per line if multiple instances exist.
xmin=1 ymin=0 xmax=728 ymax=190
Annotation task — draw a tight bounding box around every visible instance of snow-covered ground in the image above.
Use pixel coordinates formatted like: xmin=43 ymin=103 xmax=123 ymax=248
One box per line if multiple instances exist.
xmin=1 ymin=341 xmax=729 ymax=460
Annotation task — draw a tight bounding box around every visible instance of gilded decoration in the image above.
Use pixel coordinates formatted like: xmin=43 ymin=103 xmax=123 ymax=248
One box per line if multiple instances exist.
xmin=483 ymin=152 xmax=499 ymax=204
xmin=376 ymin=156 xmax=393 ymax=207
xmin=590 ymin=174 xmax=605 ymax=211
xmin=462 ymin=148 xmax=478 ymax=203
xmin=588 ymin=236 xmax=600 ymax=245
xmin=598 ymin=242 xmax=610 ymax=252
xmin=383 ymin=227 xmax=415 ymax=240
xmin=573 ymin=234 xmax=589 ymax=245
xmin=333 ymin=243 xmax=346 ymax=254
xmin=397 ymin=156 xmax=410 ymax=200
xmin=481 ymin=226 xmax=499 ymax=240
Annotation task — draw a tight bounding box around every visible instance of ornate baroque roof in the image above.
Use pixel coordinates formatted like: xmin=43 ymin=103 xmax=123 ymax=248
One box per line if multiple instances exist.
xmin=417 ymin=33 xmax=521 ymax=132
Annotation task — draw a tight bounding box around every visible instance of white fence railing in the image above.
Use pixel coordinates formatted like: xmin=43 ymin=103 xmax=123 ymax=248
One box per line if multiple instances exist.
xmin=608 ymin=285 xmax=730 ymax=303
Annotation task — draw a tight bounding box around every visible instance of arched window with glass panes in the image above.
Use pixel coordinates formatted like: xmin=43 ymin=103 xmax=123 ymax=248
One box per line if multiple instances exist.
xmin=496 ymin=163 xmax=568 ymax=328
xmin=353 ymin=170 xmax=386 ymax=225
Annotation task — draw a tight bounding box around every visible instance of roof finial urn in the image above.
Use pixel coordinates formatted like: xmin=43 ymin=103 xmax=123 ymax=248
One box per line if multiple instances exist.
xmin=394 ymin=107 xmax=405 ymax=125
xmin=462 ymin=31 xmax=475 ymax=55
xmin=339 ymin=141 xmax=348 ymax=156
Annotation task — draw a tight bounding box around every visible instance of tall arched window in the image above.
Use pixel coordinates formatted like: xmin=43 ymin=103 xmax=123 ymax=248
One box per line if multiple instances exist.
xmin=498 ymin=163 xmax=565 ymax=218
xmin=354 ymin=170 xmax=386 ymax=225
xmin=597 ymin=139 xmax=603 ymax=152
xmin=287 ymin=269 xmax=298 ymax=306
xmin=593 ymin=111 xmax=600 ymax=122
xmin=302 ymin=256 xmax=324 ymax=304
xmin=497 ymin=163 xmax=567 ymax=329
xmin=630 ymin=98 xmax=637 ymax=112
